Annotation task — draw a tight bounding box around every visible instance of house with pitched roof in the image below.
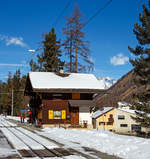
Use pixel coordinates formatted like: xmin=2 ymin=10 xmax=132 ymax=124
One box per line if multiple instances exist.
xmin=92 ymin=107 xmax=114 ymax=130
xmin=24 ymin=72 xmax=104 ymax=128
xmin=92 ymin=106 xmax=149 ymax=133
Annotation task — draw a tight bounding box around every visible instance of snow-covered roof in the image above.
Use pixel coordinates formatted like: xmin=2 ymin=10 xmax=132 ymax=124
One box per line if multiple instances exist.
xmin=28 ymin=72 xmax=104 ymax=92
xmin=118 ymin=101 xmax=132 ymax=107
xmin=118 ymin=108 xmax=135 ymax=114
xmin=119 ymin=108 xmax=150 ymax=117
xmin=92 ymin=107 xmax=113 ymax=119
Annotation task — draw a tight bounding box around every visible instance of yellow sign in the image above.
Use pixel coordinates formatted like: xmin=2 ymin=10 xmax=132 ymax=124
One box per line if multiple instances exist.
xmin=61 ymin=110 xmax=66 ymax=119
xmin=48 ymin=110 xmax=53 ymax=119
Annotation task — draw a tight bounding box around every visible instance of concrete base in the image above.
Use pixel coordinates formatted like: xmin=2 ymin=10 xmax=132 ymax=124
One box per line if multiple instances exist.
xmin=42 ymin=124 xmax=93 ymax=130
xmin=42 ymin=124 xmax=71 ymax=129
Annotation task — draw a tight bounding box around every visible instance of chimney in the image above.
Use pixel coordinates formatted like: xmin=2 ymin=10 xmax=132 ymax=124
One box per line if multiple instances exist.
xmin=59 ymin=69 xmax=64 ymax=74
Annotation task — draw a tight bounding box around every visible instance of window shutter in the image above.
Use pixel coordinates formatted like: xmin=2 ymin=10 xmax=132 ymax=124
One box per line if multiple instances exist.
xmin=61 ymin=110 xmax=66 ymax=119
xmin=48 ymin=110 xmax=53 ymax=119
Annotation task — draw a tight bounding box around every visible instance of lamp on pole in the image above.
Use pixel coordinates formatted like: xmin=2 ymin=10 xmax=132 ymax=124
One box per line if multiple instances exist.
xmin=28 ymin=49 xmax=35 ymax=54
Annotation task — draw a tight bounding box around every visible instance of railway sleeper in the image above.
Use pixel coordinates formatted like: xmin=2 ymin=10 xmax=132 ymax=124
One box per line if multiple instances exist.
xmin=32 ymin=149 xmax=56 ymax=157
xmin=53 ymin=148 xmax=73 ymax=156
xmin=18 ymin=149 xmax=37 ymax=157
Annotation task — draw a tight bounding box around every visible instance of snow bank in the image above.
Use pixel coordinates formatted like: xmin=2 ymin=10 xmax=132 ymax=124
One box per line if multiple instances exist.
xmin=46 ymin=156 xmax=86 ymax=159
xmin=0 ymin=148 xmax=17 ymax=158
xmin=38 ymin=128 xmax=150 ymax=159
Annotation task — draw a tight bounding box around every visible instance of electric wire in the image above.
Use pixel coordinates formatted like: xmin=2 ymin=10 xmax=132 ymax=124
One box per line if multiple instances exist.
xmin=52 ymin=0 xmax=73 ymax=27
xmin=82 ymin=0 xmax=112 ymax=28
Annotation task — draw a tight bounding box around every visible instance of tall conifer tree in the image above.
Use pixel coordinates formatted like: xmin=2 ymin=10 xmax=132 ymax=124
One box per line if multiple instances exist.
xmin=129 ymin=1 xmax=150 ymax=133
xmin=36 ymin=28 xmax=64 ymax=72
xmin=12 ymin=69 xmax=22 ymax=116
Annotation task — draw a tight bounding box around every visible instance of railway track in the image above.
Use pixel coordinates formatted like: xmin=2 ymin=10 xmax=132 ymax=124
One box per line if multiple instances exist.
xmin=1 ymin=117 xmax=120 ymax=159
xmin=0 ymin=117 xmax=75 ymax=159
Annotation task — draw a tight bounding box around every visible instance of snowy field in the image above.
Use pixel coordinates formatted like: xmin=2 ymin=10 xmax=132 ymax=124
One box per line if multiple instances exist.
xmin=1 ymin=115 xmax=150 ymax=159
xmin=37 ymin=128 xmax=150 ymax=159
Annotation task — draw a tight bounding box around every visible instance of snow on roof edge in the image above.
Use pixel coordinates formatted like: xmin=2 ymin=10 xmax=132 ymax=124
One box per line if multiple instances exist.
xmin=28 ymin=72 xmax=105 ymax=90
xmin=92 ymin=107 xmax=114 ymax=119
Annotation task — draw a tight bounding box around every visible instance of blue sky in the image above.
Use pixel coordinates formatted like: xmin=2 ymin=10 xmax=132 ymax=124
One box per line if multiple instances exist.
xmin=0 ymin=0 xmax=148 ymax=81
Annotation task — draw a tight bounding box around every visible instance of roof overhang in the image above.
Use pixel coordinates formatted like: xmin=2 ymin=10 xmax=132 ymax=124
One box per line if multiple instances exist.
xmin=32 ymin=88 xmax=105 ymax=94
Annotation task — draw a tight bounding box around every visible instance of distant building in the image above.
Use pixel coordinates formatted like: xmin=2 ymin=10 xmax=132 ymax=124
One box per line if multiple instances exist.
xmin=92 ymin=107 xmax=148 ymax=133
xmin=24 ymin=72 xmax=104 ymax=128
xmin=114 ymin=108 xmax=141 ymax=133
xmin=92 ymin=107 xmax=114 ymax=131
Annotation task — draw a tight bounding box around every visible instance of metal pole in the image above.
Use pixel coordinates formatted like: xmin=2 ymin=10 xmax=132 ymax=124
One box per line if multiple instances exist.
xmin=11 ymin=89 xmax=13 ymax=116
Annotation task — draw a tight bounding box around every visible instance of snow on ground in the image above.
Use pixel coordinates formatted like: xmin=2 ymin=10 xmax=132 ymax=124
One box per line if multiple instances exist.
xmin=23 ymin=157 xmax=40 ymax=159
xmin=6 ymin=115 xmax=28 ymax=123
xmin=0 ymin=127 xmax=30 ymax=150
xmin=2 ymin=115 xmax=150 ymax=159
xmin=0 ymin=136 xmax=18 ymax=158
xmin=0 ymin=148 xmax=18 ymax=158
xmin=9 ymin=127 xmax=45 ymax=150
xmin=43 ymin=155 xmax=86 ymax=159
xmin=0 ymin=124 xmax=19 ymax=158
xmin=0 ymin=116 xmax=17 ymax=126
xmin=0 ymin=115 xmax=58 ymax=151
xmin=37 ymin=128 xmax=150 ymax=159
xmin=17 ymin=127 xmax=58 ymax=149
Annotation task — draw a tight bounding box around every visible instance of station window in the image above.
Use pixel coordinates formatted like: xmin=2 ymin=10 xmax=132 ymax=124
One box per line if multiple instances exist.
xmin=99 ymin=122 xmax=105 ymax=125
xmin=53 ymin=111 xmax=61 ymax=119
xmin=120 ymin=124 xmax=128 ymax=127
xmin=131 ymin=124 xmax=141 ymax=132
xmin=118 ymin=115 xmax=125 ymax=120
xmin=49 ymin=110 xmax=66 ymax=119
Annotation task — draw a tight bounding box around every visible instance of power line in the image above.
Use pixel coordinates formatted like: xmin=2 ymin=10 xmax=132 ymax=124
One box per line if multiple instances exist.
xmin=83 ymin=0 xmax=112 ymax=28
xmin=52 ymin=0 xmax=73 ymax=27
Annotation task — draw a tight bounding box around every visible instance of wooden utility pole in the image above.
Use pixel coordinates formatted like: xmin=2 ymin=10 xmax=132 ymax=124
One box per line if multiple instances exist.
xmin=11 ymin=89 xmax=13 ymax=116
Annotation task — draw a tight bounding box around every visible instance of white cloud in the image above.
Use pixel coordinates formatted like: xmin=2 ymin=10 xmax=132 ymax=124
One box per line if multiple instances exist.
xmin=6 ymin=37 xmax=27 ymax=47
xmin=110 ymin=53 xmax=129 ymax=66
xmin=0 ymin=35 xmax=27 ymax=48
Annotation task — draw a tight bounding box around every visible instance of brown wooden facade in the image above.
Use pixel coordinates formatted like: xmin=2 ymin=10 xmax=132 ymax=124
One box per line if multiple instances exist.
xmin=24 ymin=73 xmax=103 ymax=127
xmin=25 ymin=90 xmax=95 ymax=127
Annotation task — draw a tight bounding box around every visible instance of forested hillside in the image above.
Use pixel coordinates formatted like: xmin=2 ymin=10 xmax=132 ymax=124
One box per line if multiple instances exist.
xmin=0 ymin=69 xmax=26 ymax=116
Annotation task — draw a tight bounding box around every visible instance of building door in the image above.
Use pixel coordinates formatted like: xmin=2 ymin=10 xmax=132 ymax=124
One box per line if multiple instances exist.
xmin=70 ymin=107 xmax=79 ymax=127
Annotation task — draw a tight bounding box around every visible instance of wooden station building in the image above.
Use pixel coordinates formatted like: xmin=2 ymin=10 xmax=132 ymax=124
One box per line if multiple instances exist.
xmin=24 ymin=72 xmax=103 ymax=128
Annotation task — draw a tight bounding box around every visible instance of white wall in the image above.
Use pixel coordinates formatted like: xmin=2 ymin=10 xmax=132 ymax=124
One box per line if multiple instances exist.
xmin=79 ymin=107 xmax=92 ymax=125
xmin=114 ymin=108 xmax=137 ymax=133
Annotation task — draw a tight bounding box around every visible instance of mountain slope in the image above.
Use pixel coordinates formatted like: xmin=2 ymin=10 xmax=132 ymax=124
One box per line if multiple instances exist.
xmin=94 ymin=70 xmax=138 ymax=108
